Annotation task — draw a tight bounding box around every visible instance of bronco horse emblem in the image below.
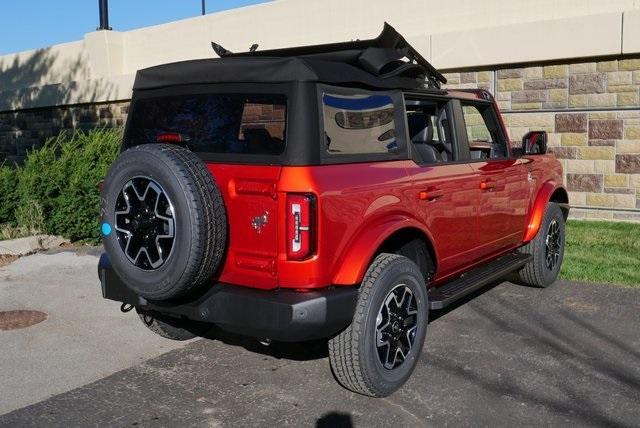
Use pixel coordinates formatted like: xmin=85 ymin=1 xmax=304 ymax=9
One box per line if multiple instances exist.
xmin=251 ymin=211 xmax=269 ymax=233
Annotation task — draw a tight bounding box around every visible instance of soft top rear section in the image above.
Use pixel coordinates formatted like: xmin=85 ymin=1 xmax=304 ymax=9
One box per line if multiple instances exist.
xmin=133 ymin=57 xmax=421 ymax=91
xmin=127 ymin=24 xmax=446 ymax=166
xmin=133 ymin=23 xmax=445 ymax=92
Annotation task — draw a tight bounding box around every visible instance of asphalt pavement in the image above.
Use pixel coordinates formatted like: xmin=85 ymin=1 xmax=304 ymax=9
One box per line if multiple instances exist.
xmin=0 ymin=250 xmax=638 ymax=427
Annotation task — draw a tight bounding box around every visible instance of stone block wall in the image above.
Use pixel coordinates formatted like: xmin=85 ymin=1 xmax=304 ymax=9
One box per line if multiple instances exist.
xmin=0 ymin=102 xmax=128 ymax=163
xmin=1 ymin=56 xmax=639 ymax=221
xmin=444 ymin=56 xmax=640 ymax=222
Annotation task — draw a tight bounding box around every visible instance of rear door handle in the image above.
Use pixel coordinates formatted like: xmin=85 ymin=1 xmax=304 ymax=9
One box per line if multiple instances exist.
xmin=419 ymin=188 xmax=444 ymax=201
xmin=480 ymin=180 xmax=496 ymax=191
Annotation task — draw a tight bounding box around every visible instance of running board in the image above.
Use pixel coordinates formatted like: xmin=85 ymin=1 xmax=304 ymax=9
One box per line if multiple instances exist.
xmin=428 ymin=253 xmax=531 ymax=310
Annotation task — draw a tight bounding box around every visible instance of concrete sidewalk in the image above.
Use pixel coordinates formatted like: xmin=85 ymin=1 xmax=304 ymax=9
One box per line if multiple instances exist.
xmin=0 ymin=251 xmax=188 ymax=414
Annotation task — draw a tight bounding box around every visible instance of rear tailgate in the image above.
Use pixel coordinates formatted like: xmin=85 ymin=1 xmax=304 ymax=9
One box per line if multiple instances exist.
xmin=208 ymin=164 xmax=282 ymax=289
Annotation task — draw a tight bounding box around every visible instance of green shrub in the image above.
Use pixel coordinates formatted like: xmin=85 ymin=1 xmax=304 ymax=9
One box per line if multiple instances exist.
xmin=0 ymin=164 xmax=19 ymax=224
xmin=15 ymin=129 xmax=121 ymax=243
xmin=14 ymin=199 xmax=45 ymax=236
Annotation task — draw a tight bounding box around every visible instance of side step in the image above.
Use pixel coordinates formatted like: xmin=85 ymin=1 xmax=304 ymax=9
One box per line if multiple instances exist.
xmin=428 ymin=252 xmax=531 ymax=310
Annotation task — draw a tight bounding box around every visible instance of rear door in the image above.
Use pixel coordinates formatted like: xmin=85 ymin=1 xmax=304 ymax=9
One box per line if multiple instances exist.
xmin=459 ymin=101 xmax=529 ymax=258
xmin=209 ymin=164 xmax=282 ymax=289
xmin=403 ymin=96 xmax=481 ymax=280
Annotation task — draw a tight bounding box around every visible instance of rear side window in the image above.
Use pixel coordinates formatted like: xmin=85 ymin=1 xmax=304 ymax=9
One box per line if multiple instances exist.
xmin=322 ymin=93 xmax=399 ymax=155
xmin=125 ymin=93 xmax=286 ymax=155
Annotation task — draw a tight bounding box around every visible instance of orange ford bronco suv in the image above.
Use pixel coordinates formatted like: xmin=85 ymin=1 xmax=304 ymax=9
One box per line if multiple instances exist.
xmin=99 ymin=24 xmax=568 ymax=396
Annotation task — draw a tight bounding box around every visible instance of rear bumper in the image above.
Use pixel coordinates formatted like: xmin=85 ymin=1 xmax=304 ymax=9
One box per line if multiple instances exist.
xmin=98 ymin=254 xmax=357 ymax=342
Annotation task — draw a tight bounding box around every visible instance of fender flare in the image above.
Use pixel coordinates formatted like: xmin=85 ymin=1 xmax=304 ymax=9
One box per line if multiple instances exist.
xmin=332 ymin=214 xmax=436 ymax=285
xmin=523 ymin=181 xmax=567 ymax=242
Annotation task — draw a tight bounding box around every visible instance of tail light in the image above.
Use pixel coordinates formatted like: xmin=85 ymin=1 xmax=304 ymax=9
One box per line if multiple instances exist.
xmin=156 ymin=132 xmax=190 ymax=143
xmin=287 ymin=193 xmax=316 ymax=260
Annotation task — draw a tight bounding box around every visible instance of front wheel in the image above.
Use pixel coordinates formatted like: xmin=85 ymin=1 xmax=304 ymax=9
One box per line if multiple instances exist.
xmin=328 ymin=253 xmax=429 ymax=397
xmin=515 ymin=203 xmax=566 ymax=288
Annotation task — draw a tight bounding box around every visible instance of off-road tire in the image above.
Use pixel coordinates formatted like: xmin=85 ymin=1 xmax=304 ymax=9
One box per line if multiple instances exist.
xmin=515 ymin=203 xmax=565 ymax=288
xmin=328 ymin=253 xmax=429 ymax=397
xmin=136 ymin=309 xmax=210 ymax=341
xmin=101 ymin=144 xmax=227 ymax=301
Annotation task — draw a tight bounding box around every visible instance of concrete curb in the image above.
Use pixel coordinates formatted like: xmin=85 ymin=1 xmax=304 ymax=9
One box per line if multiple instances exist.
xmin=0 ymin=235 xmax=69 ymax=256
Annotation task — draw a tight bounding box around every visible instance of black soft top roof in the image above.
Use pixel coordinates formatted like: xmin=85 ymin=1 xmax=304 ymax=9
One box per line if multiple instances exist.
xmin=133 ymin=23 xmax=446 ymax=91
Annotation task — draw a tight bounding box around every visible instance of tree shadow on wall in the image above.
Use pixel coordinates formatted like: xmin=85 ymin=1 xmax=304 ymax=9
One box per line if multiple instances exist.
xmin=0 ymin=46 xmax=116 ymax=161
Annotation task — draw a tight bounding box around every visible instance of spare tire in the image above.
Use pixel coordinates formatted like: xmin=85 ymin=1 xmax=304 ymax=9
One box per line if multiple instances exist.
xmin=100 ymin=144 xmax=227 ymax=301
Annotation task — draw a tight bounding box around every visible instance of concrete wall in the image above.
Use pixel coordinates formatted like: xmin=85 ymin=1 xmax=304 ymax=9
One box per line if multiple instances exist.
xmin=2 ymin=0 xmax=640 ymax=111
xmin=1 ymin=0 xmax=640 ymax=219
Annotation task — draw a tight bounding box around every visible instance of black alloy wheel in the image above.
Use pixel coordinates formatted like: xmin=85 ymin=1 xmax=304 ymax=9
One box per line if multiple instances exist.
xmin=101 ymin=144 xmax=227 ymax=301
xmin=513 ymin=202 xmax=565 ymax=288
xmin=329 ymin=253 xmax=429 ymax=397
xmin=544 ymin=219 xmax=561 ymax=271
xmin=115 ymin=176 xmax=176 ymax=271
xmin=375 ymin=284 xmax=418 ymax=370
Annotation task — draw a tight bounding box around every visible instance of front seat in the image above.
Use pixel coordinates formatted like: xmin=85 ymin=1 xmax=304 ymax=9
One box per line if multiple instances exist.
xmin=437 ymin=112 xmax=454 ymax=162
xmin=407 ymin=112 xmax=441 ymax=164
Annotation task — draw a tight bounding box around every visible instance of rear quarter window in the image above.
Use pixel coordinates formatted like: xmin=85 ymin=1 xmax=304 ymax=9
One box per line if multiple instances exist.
xmin=322 ymin=93 xmax=400 ymax=156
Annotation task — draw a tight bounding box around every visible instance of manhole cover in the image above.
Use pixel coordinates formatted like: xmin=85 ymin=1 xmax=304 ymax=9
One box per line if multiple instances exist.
xmin=0 ymin=310 xmax=47 ymax=331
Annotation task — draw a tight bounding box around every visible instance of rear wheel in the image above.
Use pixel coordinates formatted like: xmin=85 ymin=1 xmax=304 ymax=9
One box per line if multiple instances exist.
xmin=515 ymin=203 xmax=565 ymax=288
xmin=136 ymin=309 xmax=210 ymax=341
xmin=328 ymin=253 xmax=428 ymax=397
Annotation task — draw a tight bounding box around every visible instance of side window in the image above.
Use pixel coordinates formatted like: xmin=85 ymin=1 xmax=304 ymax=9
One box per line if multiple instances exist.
xmin=461 ymin=103 xmax=508 ymax=160
xmin=322 ymin=93 xmax=399 ymax=155
xmin=405 ymin=100 xmax=456 ymax=164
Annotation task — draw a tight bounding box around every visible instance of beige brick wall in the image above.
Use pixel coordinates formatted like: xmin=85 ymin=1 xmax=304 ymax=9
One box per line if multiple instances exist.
xmin=444 ymin=56 xmax=640 ymax=222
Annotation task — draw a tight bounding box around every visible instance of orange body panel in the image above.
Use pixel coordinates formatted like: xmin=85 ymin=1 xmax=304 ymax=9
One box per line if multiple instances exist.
xmin=207 ymin=154 xmax=564 ymax=291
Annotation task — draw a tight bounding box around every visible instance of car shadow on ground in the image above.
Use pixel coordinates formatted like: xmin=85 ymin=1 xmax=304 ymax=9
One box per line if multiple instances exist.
xmin=200 ymin=326 xmax=330 ymax=361
xmin=199 ymin=279 xmax=506 ymax=363
xmin=197 ymin=280 xmax=543 ymax=362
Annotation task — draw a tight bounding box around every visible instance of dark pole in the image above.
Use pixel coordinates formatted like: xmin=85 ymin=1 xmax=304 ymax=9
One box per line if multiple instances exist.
xmin=201 ymin=0 xmax=206 ymax=15
xmin=98 ymin=0 xmax=112 ymax=30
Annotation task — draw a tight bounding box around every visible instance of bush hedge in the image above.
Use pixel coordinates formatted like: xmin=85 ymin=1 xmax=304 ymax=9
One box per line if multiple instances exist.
xmin=0 ymin=163 xmax=19 ymax=224
xmin=1 ymin=129 xmax=121 ymax=243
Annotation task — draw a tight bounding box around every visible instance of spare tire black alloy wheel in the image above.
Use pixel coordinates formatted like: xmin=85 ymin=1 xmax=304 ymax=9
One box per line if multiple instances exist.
xmin=115 ymin=177 xmax=176 ymax=270
xmin=102 ymin=144 xmax=227 ymax=301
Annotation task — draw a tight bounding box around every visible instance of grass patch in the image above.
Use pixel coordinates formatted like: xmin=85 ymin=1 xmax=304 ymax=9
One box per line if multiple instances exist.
xmin=561 ymin=220 xmax=640 ymax=287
